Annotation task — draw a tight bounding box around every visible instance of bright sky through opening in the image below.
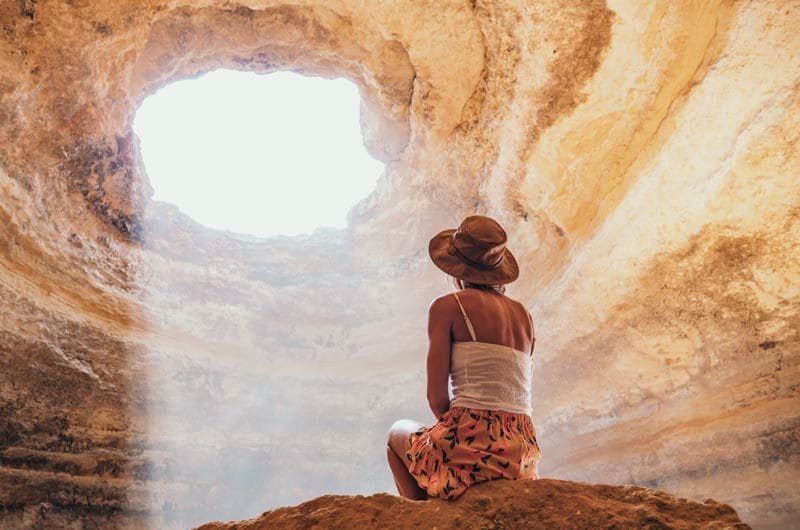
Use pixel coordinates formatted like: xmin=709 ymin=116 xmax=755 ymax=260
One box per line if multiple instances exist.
xmin=133 ymin=69 xmax=385 ymax=237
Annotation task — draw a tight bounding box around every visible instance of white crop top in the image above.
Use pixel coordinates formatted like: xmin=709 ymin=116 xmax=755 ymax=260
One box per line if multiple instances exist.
xmin=448 ymin=292 xmax=533 ymax=416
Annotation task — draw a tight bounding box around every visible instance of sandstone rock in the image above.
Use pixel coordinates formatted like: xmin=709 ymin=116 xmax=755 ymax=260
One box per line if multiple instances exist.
xmin=195 ymin=478 xmax=751 ymax=530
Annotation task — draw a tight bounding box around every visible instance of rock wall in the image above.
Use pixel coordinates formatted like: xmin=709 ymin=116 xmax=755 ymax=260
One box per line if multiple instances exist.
xmin=0 ymin=1 xmax=797 ymax=529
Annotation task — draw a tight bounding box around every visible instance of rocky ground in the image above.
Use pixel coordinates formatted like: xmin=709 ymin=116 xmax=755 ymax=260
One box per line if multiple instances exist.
xmin=196 ymin=478 xmax=751 ymax=529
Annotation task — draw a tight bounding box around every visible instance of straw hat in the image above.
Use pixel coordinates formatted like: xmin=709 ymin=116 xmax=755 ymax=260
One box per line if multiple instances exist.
xmin=428 ymin=215 xmax=519 ymax=285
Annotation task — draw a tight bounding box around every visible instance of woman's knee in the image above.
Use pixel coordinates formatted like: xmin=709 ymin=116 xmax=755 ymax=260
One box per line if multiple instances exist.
xmin=386 ymin=419 xmax=404 ymax=447
xmin=386 ymin=419 xmax=415 ymax=453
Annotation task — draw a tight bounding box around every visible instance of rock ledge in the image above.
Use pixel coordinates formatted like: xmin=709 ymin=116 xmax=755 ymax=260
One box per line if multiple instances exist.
xmin=195 ymin=478 xmax=750 ymax=529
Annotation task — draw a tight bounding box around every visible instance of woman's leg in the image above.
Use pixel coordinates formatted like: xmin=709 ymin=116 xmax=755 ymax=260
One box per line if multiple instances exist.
xmin=386 ymin=419 xmax=429 ymax=500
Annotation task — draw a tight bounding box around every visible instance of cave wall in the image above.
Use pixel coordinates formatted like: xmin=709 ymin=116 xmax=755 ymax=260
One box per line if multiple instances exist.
xmin=0 ymin=0 xmax=798 ymax=528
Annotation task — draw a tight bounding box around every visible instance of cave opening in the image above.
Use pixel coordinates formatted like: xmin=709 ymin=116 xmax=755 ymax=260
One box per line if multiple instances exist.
xmin=131 ymin=68 xmax=403 ymax=527
xmin=133 ymin=69 xmax=385 ymax=238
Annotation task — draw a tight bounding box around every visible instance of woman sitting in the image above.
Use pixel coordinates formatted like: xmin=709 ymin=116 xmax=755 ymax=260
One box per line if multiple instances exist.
xmin=386 ymin=214 xmax=542 ymax=500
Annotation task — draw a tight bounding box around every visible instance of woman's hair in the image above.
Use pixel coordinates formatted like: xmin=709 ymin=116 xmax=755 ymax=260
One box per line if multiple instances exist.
xmin=451 ymin=276 xmax=506 ymax=295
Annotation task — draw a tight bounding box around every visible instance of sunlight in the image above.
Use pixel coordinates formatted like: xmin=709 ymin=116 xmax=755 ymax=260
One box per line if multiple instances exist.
xmin=133 ymin=69 xmax=385 ymax=237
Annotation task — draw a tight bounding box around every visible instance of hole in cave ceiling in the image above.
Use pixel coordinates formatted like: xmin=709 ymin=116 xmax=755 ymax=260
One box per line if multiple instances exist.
xmin=133 ymin=69 xmax=385 ymax=237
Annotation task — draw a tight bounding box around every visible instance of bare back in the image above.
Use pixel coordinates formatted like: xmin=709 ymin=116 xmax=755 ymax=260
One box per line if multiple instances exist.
xmin=447 ymin=288 xmax=534 ymax=353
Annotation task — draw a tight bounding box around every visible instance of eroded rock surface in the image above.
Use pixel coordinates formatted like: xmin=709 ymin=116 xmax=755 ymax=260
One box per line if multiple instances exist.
xmin=0 ymin=0 xmax=798 ymax=529
xmin=195 ymin=478 xmax=750 ymax=530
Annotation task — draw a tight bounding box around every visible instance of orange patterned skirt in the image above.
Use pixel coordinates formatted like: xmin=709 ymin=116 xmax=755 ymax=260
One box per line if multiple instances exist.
xmin=405 ymin=405 xmax=542 ymax=500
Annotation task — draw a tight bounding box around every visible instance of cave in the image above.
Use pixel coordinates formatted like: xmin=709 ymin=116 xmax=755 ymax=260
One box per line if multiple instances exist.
xmin=0 ymin=1 xmax=797 ymax=529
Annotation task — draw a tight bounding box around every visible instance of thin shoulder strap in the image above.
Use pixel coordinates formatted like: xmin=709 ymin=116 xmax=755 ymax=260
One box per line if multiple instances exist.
xmin=452 ymin=292 xmax=477 ymax=342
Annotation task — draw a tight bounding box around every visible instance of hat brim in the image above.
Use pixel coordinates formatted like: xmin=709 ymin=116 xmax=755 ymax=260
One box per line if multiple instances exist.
xmin=428 ymin=228 xmax=519 ymax=285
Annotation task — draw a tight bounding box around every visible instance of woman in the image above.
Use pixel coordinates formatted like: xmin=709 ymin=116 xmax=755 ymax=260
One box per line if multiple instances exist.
xmin=386 ymin=214 xmax=542 ymax=501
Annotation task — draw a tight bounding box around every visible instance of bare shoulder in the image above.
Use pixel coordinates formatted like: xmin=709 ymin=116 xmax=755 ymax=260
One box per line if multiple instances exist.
xmin=505 ymin=295 xmax=534 ymax=322
xmin=428 ymin=292 xmax=456 ymax=315
xmin=515 ymin=298 xmax=533 ymax=318
xmin=515 ymin=299 xmax=535 ymax=339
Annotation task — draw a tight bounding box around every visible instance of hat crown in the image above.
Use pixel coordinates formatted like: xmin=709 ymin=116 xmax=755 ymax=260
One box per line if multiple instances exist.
xmin=451 ymin=215 xmax=508 ymax=268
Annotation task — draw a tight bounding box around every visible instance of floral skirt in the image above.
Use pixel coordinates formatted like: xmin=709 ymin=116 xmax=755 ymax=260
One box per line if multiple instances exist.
xmin=404 ymin=405 xmax=542 ymax=500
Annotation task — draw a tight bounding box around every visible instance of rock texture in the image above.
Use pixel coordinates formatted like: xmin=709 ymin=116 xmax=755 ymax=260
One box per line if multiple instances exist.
xmin=196 ymin=478 xmax=751 ymax=529
xmin=0 ymin=0 xmax=798 ymax=529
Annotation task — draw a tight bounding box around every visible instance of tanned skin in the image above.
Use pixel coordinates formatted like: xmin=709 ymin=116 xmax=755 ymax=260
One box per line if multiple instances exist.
xmin=386 ymin=282 xmax=535 ymax=500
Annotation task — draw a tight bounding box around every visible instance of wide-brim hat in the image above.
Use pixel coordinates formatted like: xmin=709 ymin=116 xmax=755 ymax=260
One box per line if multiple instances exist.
xmin=428 ymin=215 xmax=519 ymax=285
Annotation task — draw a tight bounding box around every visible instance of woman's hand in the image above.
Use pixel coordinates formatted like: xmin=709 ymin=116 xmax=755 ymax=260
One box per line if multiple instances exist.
xmin=430 ymin=402 xmax=450 ymax=420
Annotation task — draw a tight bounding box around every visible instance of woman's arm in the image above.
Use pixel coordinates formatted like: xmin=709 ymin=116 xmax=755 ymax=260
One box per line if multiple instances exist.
xmin=426 ymin=297 xmax=452 ymax=419
xmin=527 ymin=309 xmax=536 ymax=355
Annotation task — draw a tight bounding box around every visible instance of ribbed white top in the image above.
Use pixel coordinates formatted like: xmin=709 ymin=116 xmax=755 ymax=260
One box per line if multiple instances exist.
xmin=449 ymin=341 xmax=533 ymax=416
